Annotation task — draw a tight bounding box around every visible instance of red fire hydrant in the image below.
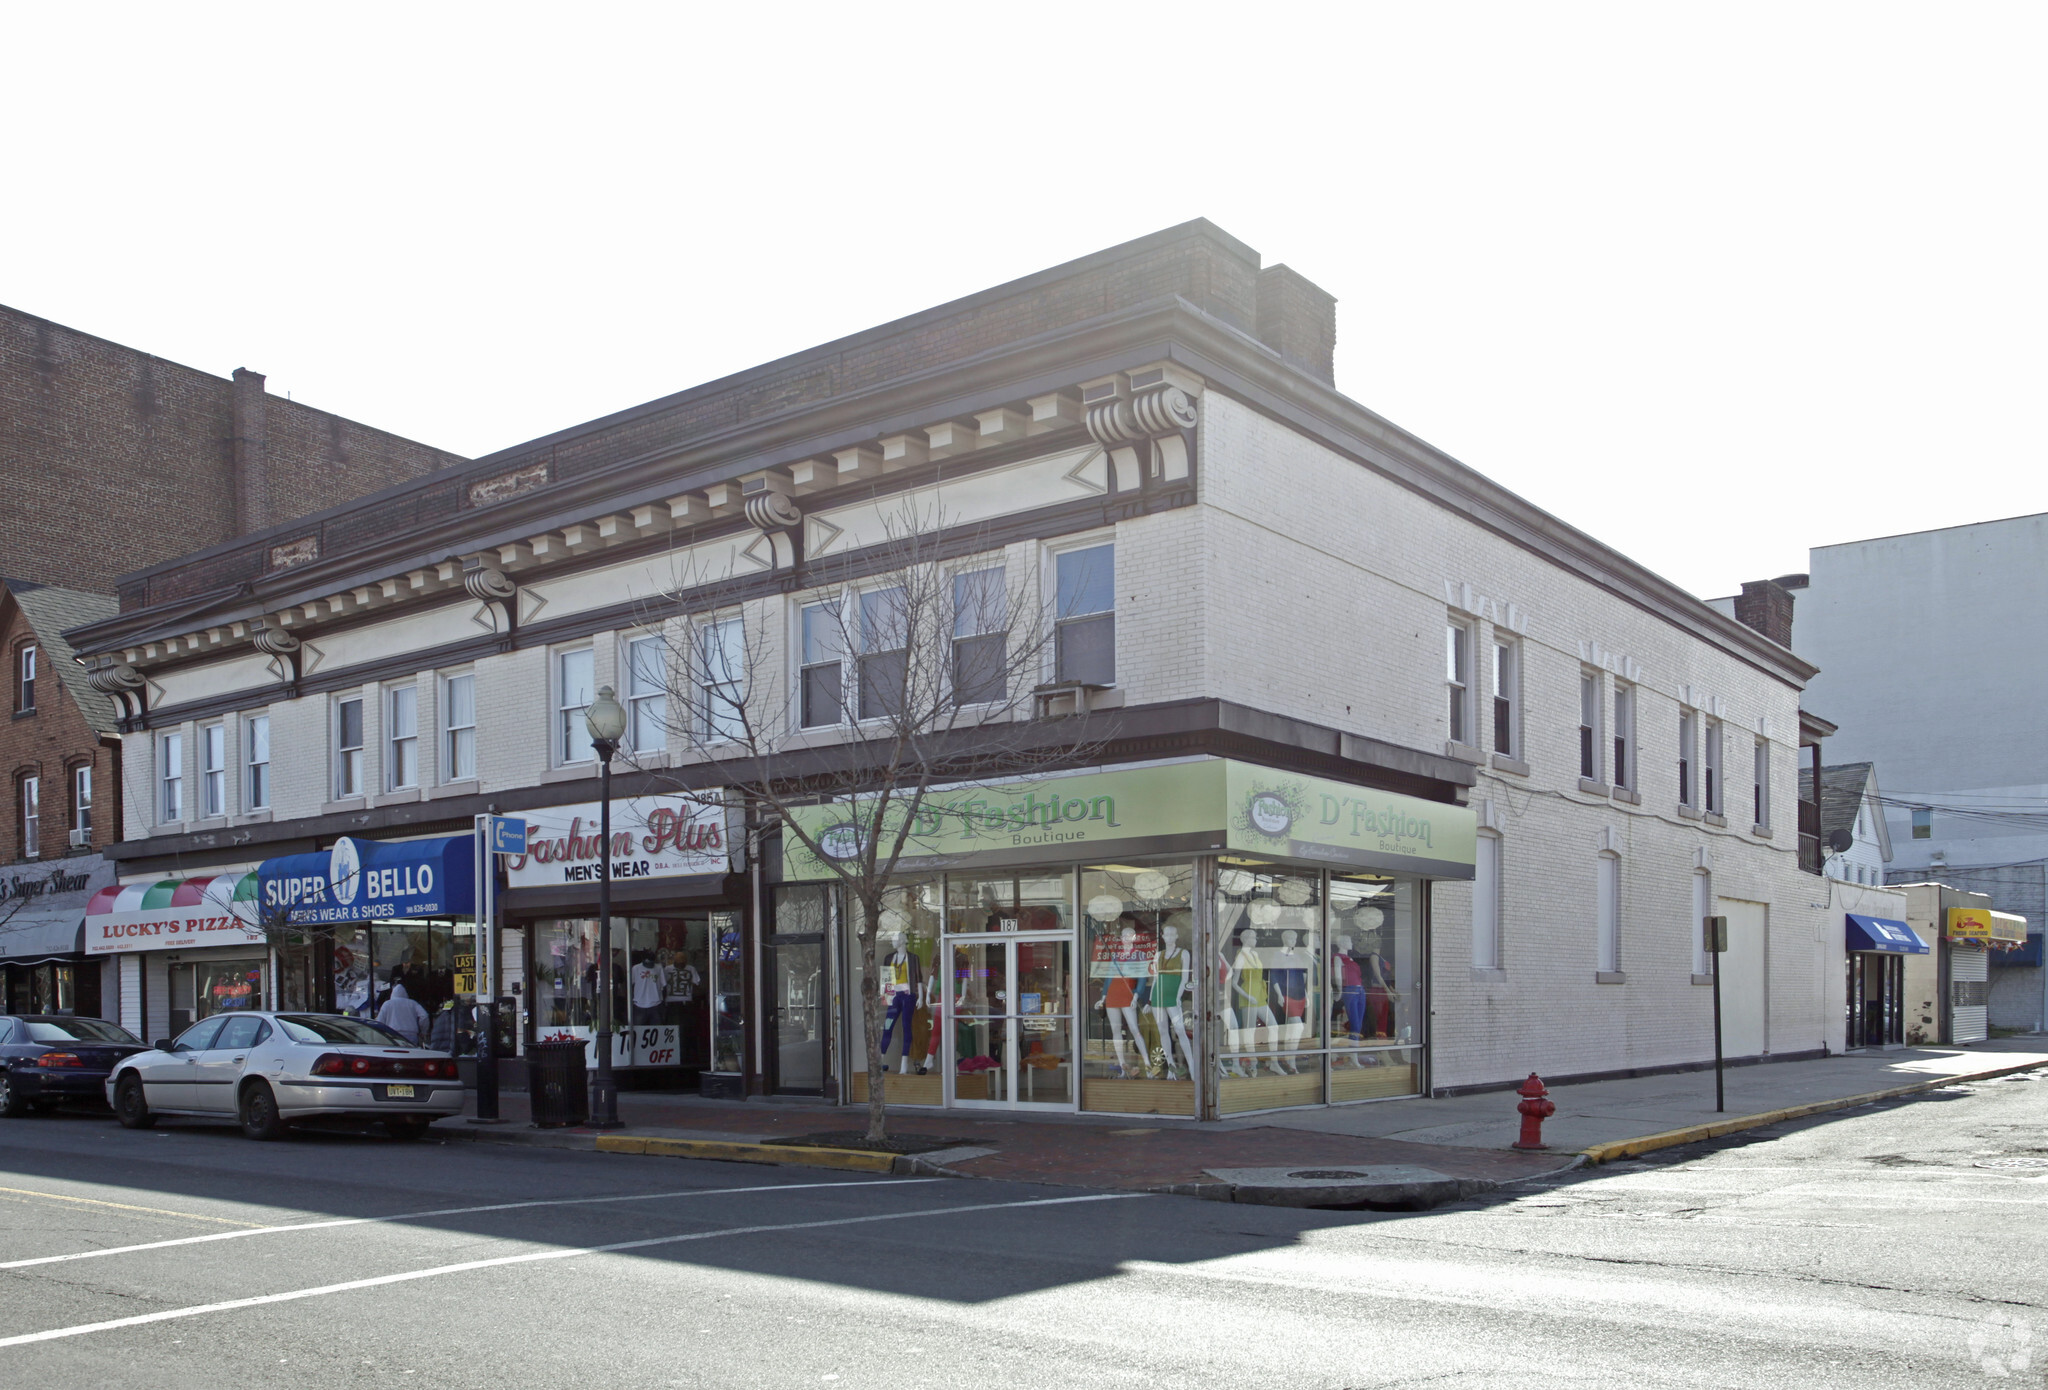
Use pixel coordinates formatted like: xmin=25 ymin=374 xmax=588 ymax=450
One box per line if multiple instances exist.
xmin=1512 ymin=1073 xmax=1555 ymax=1150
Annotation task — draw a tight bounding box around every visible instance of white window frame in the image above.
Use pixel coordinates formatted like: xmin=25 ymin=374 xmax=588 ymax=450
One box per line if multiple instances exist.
xmin=1611 ymin=683 xmax=1636 ymax=791
xmin=951 ymin=565 xmax=1008 ymax=708
xmin=1579 ymin=670 xmax=1603 ymax=782
xmin=1473 ymin=831 xmax=1502 ymax=970
xmin=855 ymin=584 xmax=910 ymax=723
xmin=697 ymin=618 xmax=746 ymax=744
xmin=1752 ymin=737 xmax=1770 ymax=829
xmin=1678 ymin=708 xmax=1699 ymax=809
xmin=244 ymin=714 xmax=271 ymax=811
xmin=798 ymin=596 xmax=847 ymax=730
xmin=1446 ymin=621 xmax=1473 ymax=747
xmin=1596 ymin=852 xmax=1621 ymax=974
xmin=624 ymin=635 xmax=669 ymax=754
xmin=334 ymin=695 xmax=365 ymax=799
xmin=71 ymin=762 xmax=91 ymax=838
xmin=442 ymin=673 xmax=476 ymax=782
xmin=16 ymin=643 xmax=35 ymax=713
xmin=1050 ymin=539 xmax=1116 ymax=687
xmin=201 ymin=722 xmax=226 ymax=818
xmin=1490 ymin=638 xmax=1520 ymax=758
xmin=556 ymin=648 xmax=595 ymax=765
xmin=20 ymin=773 xmax=38 ymax=859
xmin=1702 ymin=718 xmax=1724 ymax=816
xmin=386 ymin=685 xmax=419 ymax=790
xmin=159 ymin=730 xmax=184 ymax=824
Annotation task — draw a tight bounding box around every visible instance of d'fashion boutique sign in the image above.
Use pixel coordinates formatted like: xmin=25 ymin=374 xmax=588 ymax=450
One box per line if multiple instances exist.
xmin=504 ymin=794 xmax=730 ymax=889
xmin=785 ymin=759 xmax=1475 ymax=879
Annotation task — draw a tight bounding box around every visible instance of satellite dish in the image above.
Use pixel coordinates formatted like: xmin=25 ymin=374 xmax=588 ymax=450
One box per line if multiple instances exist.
xmin=1826 ymin=828 xmax=1854 ymax=854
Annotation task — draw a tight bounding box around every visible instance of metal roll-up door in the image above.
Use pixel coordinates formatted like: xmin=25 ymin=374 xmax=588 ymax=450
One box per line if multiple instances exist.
xmin=1950 ymin=944 xmax=1990 ymax=1043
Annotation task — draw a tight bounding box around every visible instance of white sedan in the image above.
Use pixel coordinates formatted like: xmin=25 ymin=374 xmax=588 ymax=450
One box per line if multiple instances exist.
xmin=107 ymin=1011 xmax=466 ymax=1140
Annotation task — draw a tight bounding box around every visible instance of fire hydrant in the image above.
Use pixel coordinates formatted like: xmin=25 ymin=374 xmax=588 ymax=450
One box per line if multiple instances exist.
xmin=1512 ymin=1073 xmax=1555 ymax=1150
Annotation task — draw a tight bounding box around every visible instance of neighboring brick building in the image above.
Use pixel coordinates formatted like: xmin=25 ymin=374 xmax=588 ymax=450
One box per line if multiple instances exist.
xmin=0 ymin=304 xmax=466 ymax=595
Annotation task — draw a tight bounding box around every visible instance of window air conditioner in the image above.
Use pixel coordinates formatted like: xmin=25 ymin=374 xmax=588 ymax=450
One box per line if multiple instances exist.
xmin=68 ymin=828 xmax=89 ymax=848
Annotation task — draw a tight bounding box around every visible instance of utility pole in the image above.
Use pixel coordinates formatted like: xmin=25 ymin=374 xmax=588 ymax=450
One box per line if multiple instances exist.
xmin=1705 ymin=914 xmax=1728 ymax=1113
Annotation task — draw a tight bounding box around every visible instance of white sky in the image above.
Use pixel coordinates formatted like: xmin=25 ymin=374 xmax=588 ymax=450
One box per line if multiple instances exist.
xmin=6 ymin=5 xmax=2042 ymax=599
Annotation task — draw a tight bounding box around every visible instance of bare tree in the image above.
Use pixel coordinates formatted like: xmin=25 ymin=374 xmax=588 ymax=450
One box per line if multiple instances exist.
xmin=630 ymin=503 xmax=1107 ymax=1143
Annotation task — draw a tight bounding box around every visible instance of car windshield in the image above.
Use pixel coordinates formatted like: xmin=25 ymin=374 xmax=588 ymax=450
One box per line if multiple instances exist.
xmin=24 ymin=1018 xmax=141 ymax=1044
xmin=275 ymin=1015 xmax=411 ymax=1046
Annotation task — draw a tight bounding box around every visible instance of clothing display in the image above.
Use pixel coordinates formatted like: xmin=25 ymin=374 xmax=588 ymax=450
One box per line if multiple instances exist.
xmin=629 ymin=960 xmax=668 ymax=1011
xmin=879 ymin=991 xmax=917 ymax=1060
xmin=1231 ymin=949 xmax=1266 ymax=1010
xmin=1151 ymin=948 xmax=1187 ymax=1006
xmin=1104 ymin=975 xmax=1139 ymax=1010
xmin=1275 ymin=965 xmax=1308 ymax=1019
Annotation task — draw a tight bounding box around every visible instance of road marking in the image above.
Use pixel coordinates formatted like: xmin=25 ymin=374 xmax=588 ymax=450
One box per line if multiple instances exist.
xmin=0 ymin=1186 xmax=268 ymax=1228
xmin=0 ymin=1177 xmax=940 ymax=1270
xmin=0 ymin=1191 xmax=1143 ymax=1348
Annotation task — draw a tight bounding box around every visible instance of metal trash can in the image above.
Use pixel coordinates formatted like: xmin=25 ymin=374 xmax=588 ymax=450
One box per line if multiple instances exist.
xmin=526 ymin=1040 xmax=589 ymax=1127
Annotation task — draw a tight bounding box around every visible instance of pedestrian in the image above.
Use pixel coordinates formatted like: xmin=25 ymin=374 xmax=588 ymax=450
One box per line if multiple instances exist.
xmin=376 ymin=983 xmax=430 ymax=1044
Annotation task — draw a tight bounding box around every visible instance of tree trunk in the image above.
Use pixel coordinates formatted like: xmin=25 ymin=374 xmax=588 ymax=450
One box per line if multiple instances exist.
xmin=857 ymin=892 xmax=888 ymax=1143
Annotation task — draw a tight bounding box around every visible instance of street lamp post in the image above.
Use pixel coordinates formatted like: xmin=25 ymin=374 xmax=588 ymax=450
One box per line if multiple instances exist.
xmin=585 ymin=684 xmax=629 ymax=1130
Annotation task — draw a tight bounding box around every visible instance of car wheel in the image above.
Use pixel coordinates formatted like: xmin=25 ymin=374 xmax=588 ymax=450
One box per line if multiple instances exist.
xmin=114 ymin=1075 xmax=156 ymax=1129
xmin=385 ymin=1118 xmax=432 ymax=1142
xmin=238 ymin=1081 xmax=289 ymax=1142
xmin=0 ymin=1071 xmax=26 ymax=1118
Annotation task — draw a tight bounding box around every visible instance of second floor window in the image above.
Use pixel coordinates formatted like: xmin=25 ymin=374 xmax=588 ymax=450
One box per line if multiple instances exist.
xmin=1446 ymin=623 xmax=1472 ymax=745
xmin=388 ymin=686 xmax=418 ymax=789
xmin=800 ymin=602 xmax=844 ymax=729
xmin=1491 ymin=639 xmax=1519 ymax=757
xmin=1912 ymin=807 xmax=1932 ymax=839
xmin=627 ymin=636 xmax=667 ymax=753
xmin=15 ymin=644 xmax=34 ymax=713
xmin=699 ymin=620 xmax=745 ymax=742
xmin=201 ymin=723 xmax=226 ymax=818
xmin=20 ymin=774 xmax=38 ymax=859
xmin=952 ymin=567 xmax=1007 ymax=706
xmin=160 ymin=731 xmax=183 ymax=822
xmin=1579 ymin=672 xmax=1601 ymax=781
xmin=444 ymin=674 xmax=476 ymax=780
xmin=857 ymin=587 xmax=909 ymax=721
xmin=558 ymin=649 xmax=594 ymax=763
xmin=1612 ymin=684 xmax=1636 ymax=791
xmin=1703 ymin=718 xmax=1723 ymax=815
xmin=1753 ymin=738 xmax=1770 ymax=827
xmin=245 ymin=715 xmax=270 ymax=811
xmin=1054 ymin=544 xmax=1114 ymax=686
xmin=1596 ymin=852 xmax=1621 ymax=973
xmin=71 ymin=764 xmax=91 ymax=840
xmin=1678 ymin=709 xmax=1698 ymax=808
xmin=335 ymin=697 xmax=364 ymax=798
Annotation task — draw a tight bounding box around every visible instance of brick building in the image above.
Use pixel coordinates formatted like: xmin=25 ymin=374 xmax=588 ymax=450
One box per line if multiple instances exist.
xmin=70 ymin=221 xmax=1860 ymax=1117
xmin=0 ymin=304 xmax=466 ymax=594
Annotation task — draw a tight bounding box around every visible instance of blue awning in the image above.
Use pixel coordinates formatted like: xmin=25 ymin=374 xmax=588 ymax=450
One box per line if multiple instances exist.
xmin=257 ymin=834 xmax=475 ymax=925
xmin=1847 ymin=914 xmax=1928 ymax=955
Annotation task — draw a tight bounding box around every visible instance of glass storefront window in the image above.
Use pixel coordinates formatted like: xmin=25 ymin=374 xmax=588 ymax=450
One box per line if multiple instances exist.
xmin=624 ymin=916 xmax=710 ymax=1070
xmin=170 ymin=958 xmax=266 ymax=1031
xmin=1215 ymin=861 xmax=1322 ymax=1075
xmin=1079 ymin=863 xmax=1196 ymax=1113
xmin=944 ymin=871 xmax=1070 ymax=932
xmin=710 ymin=910 xmax=746 ymax=1073
xmin=847 ymin=881 xmax=939 ymax=1101
xmin=1327 ymin=872 xmax=1422 ymax=1103
xmin=530 ymin=918 xmax=605 ymax=1035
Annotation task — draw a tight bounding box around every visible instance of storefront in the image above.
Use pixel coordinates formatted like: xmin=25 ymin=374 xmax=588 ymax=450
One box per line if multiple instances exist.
xmin=1 ymin=856 xmax=116 ymax=1018
xmin=85 ymin=871 xmax=269 ymax=1041
xmin=1946 ymin=907 xmax=2029 ymax=1044
xmin=499 ymin=793 xmax=745 ymax=1092
xmin=1844 ymin=912 xmax=1928 ymax=1049
xmin=783 ymin=757 xmax=1472 ymax=1120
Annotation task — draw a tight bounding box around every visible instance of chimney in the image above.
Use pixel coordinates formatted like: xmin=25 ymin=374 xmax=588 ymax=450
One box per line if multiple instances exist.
xmin=231 ymin=366 xmax=268 ymax=535
xmin=1734 ymin=578 xmax=1796 ymax=647
xmin=1255 ymin=265 xmax=1337 ymax=386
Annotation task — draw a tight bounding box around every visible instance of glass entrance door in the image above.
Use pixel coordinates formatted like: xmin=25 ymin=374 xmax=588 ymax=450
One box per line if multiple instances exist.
xmin=768 ymin=938 xmax=826 ymax=1093
xmin=947 ymin=936 xmax=1072 ymax=1108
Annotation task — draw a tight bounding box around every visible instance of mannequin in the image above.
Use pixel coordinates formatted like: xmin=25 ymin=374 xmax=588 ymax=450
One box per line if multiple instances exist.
xmin=1333 ymin=932 xmax=1367 ymax=1066
xmin=1272 ymin=929 xmax=1310 ymax=1074
xmin=1363 ymin=936 xmax=1394 ymax=1039
xmin=917 ymin=952 xmax=945 ymax=1076
xmin=1099 ymin=921 xmax=1148 ymax=1077
xmin=1230 ymin=925 xmax=1282 ymax=1076
xmin=877 ymin=930 xmax=924 ymax=1073
xmin=1148 ymin=920 xmax=1196 ymax=1080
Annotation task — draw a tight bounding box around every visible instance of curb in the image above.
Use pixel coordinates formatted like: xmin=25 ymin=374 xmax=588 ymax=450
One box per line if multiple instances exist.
xmin=594 ymin=1135 xmax=898 ymax=1173
xmin=1578 ymin=1058 xmax=2048 ymax=1165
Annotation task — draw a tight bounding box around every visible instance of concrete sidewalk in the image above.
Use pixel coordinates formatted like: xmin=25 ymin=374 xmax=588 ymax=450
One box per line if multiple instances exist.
xmin=431 ymin=1036 xmax=2048 ymax=1204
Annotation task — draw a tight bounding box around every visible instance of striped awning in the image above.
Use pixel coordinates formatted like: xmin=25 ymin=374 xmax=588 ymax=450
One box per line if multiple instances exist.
xmin=84 ymin=873 xmax=264 ymax=955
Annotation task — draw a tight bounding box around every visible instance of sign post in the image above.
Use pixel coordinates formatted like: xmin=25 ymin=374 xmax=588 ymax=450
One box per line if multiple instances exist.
xmin=1704 ymin=914 xmax=1728 ymax=1113
xmin=472 ymin=815 xmax=527 ymax=1123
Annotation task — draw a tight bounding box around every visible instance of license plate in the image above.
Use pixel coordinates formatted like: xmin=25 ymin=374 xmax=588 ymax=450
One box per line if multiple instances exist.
xmin=386 ymin=1084 xmax=415 ymax=1099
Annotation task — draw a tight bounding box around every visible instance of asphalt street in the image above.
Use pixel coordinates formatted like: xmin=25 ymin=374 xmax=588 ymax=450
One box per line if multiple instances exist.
xmin=0 ymin=1069 xmax=2043 ymax=1389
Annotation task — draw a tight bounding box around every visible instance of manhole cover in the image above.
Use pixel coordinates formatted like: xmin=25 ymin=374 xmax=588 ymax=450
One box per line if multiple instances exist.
xmin=1976 ymin=1157 xmax=2048 ymax=1170
xmin=1288 ymin=1169 xmax=1370 ymax=1181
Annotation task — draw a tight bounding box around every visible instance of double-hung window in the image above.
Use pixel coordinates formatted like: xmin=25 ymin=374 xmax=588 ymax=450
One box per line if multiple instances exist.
xmin=857 ymin=588 xmax=909 ymax=721
xmin=952 ymin=567 xmax=1007 ymax=706
xmin=1596 ymin=853 xmax=1621 ymax=973
xmin=15 ymin=644 xmax=34 ymax=713
xmin=1579 ymin=671 xmax=1602 ymax=781
xmin=626 ymin=637 xmax=668 ymax=753
xmin=387 ymin=686 xmax=418 ymax=790
xmin=1053 ymin=544 xmax=1114 ymax=685
xmin=443 ymin=675 xmax=475 ymax=781
xmin=1753 ymin=738 xmax=1770 ymax=827
xmin=159 ymin=731 xmax=184 ymax=823
xmin=1678 ymin=709 xmax=1698 ymax=808
xmin=1702 ymin=718 xmax=1723 ymax=816
xmin=800 ymin=602 xmax=845 ymax=728
xmin=245 ymin=715 xmax=270 ymax=811
xmin=71 ymin=764 xmax=91 ymax=840
xmin=335 ymin=696 xmax=365 ymax=797
xmin=698 ymin=620 xmax=745 ymax=742
xmin=1611 ymin=684 xmax=1636 ymax=791
xmin=1446 ymin=623 xmax=1472 ymax=745
xmin=201 ymin=723 xmax=226 ymax=817
xmin=20 ymin=774 xmax=38 ymax=859
xmin=1491 ymin=639 xmax=1519 ymax=757
xmin=558 ymin=650 xmax=594 ymax=764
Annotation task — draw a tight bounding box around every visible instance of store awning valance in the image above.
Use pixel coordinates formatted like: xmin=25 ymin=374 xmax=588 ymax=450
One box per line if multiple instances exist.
xmin=256 ymin=834 xmax=474 ymax=925
xmin=84 ymin=874 xmax=263 ymax=955
xmin=1846 ymin=914 xmax=1928 ymax=955
xmin=0 ymin=907 xmax=85 ymax=962
xmin=1948 ymin=907 xmax=2030 ymax=949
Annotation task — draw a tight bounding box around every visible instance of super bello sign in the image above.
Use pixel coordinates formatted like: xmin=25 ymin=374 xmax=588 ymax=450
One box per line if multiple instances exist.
xmin=784 ymin=759 xmax=1474 ymax=879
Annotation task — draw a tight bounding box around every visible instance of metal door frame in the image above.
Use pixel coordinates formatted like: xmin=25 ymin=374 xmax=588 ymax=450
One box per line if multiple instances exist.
xmin=765 ymin=931 xmax=829 ymax=1095
xmin=943 ymin=930 xmax=1078 ymax=1112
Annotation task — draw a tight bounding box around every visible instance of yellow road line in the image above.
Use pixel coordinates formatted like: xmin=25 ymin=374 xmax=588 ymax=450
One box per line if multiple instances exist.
xmin=0 ymin=1186 xmax=268 ymax=1228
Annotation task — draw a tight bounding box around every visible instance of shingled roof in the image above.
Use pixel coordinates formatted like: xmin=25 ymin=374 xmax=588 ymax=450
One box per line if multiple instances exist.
xmin=1799 ymin=761 xmax=1891 ymax=860
xmin=3 ymin=579 xmax=120 ymax=734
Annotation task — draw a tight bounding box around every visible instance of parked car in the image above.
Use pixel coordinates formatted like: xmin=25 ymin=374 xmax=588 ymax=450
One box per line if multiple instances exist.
xmin=106 ymin=1011 xmax=466 ymax=1140
xmin=0 ymin=1015 xmax=148 ymax=1116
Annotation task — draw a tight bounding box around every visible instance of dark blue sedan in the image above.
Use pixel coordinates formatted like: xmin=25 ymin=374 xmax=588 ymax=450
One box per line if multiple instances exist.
xmin=0 ymin=1015 xmax=147 ymax=1115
